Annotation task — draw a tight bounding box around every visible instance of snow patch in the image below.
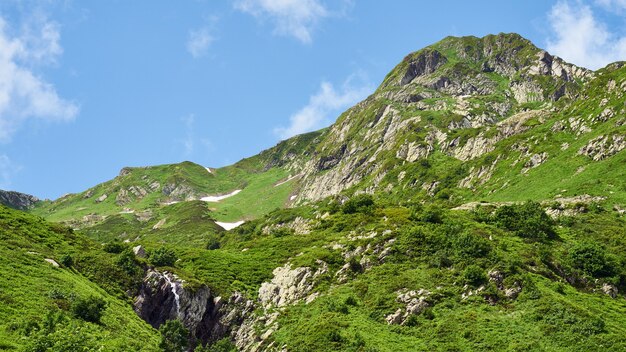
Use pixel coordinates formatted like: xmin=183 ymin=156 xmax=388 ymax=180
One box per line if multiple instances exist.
xmin=200 ymin=189 xmax=241 ymax=202
xmin=205 ymin=167 xmax=212 ymax=174
xmin=216 ymin=220 xmax=245 ymax=230
xmin=290 ymin=195 xmax=298 ymax=201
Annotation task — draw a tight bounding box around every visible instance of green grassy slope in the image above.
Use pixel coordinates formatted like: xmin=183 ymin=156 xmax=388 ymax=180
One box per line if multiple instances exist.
xmin=0 ymin=205 xmax=160 ymax=351
xmin=184 ymin=199 xmax=626 ymax=351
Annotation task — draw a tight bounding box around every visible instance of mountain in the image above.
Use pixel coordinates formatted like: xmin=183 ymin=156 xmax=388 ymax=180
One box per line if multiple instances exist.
xmin=0 ymin=190 xmax=39 ymax=210
xmin=6 ymin=33 xmax=626 ymax=351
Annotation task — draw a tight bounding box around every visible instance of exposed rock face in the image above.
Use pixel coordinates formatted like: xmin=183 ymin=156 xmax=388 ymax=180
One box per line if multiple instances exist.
xmin=578 ymin=134 xmax=626 ymax=161
xmin=134 ymin=269 xmax=252 ymax=346
xmin=400 ymin=49 xmax=447 ymax=85
xmin=262 ymin=217 xmax=312 ymax=236
xmin=258 ymin=262 xmax=327 ymax=308
xmin=0 ymin=190 xmax=39 ymax=210
xmin=386 ymin=289 xmax=431 ymax=325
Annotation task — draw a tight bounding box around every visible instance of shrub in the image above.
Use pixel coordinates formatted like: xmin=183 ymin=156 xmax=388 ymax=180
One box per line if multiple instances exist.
xmin=103 ymin=240 xmax=126 ymax=254
xmin=342 ymin=194 xmax=375 ymax=214
xmin=71 ymin=295 xmax=107 ymax=323
xmin=159 ymin=319 xmax=189 ymax=352
xmin=150 ymin=247 xmax=178 ymax=267
xmin=206 ymin=237 xmax=221 ymax=250
xmin=568 ymin=242 xmax=616 ymax=278
xmin=117 ymin=249 xmax=139 ymax=275
xmin=419 ymin=206 xmax=444 ymax=224
xmin=59 ymin=254 xmax=74 ymax=268
xmin=494 ymin=201 xmax=556 ymax=241
xmin=463 ymin=265 xmax=486 ymax=287
xmin=453 ymin=232 xmax=491 ymax=259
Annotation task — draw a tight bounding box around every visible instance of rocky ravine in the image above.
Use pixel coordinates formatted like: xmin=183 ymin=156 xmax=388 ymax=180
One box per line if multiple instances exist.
xmin=134 ymin=263 xmax=328 ymax=351
xmin=134 ymin=269 xmax=253 ymax=348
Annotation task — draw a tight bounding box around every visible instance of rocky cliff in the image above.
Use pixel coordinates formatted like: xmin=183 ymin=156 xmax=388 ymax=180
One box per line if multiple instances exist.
xmin=0 ymin=190 xmax=39 ymax=210
xmin=134 ymin=269 xmax=254 ymax=348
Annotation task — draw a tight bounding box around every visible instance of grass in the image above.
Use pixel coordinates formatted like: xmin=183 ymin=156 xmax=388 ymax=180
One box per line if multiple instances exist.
xmin=0 ymin=205 xmax=160 ymax=351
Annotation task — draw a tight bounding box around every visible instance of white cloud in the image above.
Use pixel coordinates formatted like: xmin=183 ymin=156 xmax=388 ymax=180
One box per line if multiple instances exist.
xmin=274 ymin=74 xmax=373 ymax=140
xmin=187 ymin=27 xmax=214 ymax=58
xmin=234 ymin=0 xmax=331 ymax=43
xmin=546 ymin=1 xmax=626 ymax=69
xmin=0 ymin=16 xmax=78 ymax=143
xmin=595 ymin=0 xmax=626 ymax=11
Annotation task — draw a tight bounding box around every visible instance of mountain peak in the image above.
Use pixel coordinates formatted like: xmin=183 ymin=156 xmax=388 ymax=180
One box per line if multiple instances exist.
xmin=378 ymin=33 xmax=592 ymax=105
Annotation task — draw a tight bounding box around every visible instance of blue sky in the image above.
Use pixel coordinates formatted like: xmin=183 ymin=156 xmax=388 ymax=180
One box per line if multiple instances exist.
xmin=1 ymin=0 xmax=625 ymax=199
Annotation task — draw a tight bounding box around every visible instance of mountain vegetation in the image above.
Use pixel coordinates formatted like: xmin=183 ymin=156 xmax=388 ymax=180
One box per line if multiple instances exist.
xmin=2 ymin=33 xmax=626 ymax=351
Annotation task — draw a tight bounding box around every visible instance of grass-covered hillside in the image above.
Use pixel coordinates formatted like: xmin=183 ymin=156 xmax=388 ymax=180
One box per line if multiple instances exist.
xmin=11 ymin=33 xmax=626 ymax=351
xmin=0 ymin=205 xmax=160 ymax=351
xmin=156 ymin=195 xmax=626 ymax=351
xmin=32 ymin=160 xmax=297 ymax=227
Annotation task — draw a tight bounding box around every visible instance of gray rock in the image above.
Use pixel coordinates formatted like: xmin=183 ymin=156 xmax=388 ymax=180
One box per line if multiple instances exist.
xmin=602 ymin=283 xmax=618 ymax=299
xmin=133 ymin=245 xmax=146 ymax=258
xmin=0 ymin=190 xmax=39 ymax=210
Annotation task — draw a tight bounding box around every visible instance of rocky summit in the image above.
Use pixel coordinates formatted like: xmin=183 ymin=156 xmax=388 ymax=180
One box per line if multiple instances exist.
xmin=2 ymin=33 xmax=626 ymax=351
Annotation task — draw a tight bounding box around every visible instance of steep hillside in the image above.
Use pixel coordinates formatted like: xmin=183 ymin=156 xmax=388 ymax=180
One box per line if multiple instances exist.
xmin=274 ymin=33 xmax=625 ymax=212
xmin=0 ymin=205 xmax=160 ymax=351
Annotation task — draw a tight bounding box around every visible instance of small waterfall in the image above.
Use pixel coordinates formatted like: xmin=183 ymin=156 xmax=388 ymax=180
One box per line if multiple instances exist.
xmin=164 ymin=273 xmax=181 ymax=316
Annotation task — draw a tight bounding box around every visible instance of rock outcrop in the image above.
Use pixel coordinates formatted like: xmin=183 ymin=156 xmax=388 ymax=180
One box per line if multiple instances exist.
xmin=0 ymin=190 xmax=39 ymax=210
xmin=134 ymin=269 xmax=252 ymax=346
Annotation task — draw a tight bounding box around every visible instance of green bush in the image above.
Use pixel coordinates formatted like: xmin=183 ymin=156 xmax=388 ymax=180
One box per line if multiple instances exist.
xmin=494 ymin=201 xmax=556 ymax=241
xmin=463 ymin=265 xmax=486 ymax=287
xmin=342 ymin=194 xmax=375 ymax=214
xmin=102 ymin=240 xmax=126 ymax=254
xmin=453 ymin=232 xmax=491 ymax=259
xmin=149 ymin=247 xmax=178 ymax=267
xmin=59 ymin=254 xmax=74 ymax=268
xmin=116 ymin=249 xmax=140 ymax=275
xmin=206 ymin=237 xmax=221 ymax=250
xmin=419 ymin=205 xmax=444 ymax=224
xmin=568 ymin=241 xmax=616 ymax=278
xmin=71 ymin=296 xmax=107 ymax=323
xmin=159 ymin=319 xmax=189 ymax=352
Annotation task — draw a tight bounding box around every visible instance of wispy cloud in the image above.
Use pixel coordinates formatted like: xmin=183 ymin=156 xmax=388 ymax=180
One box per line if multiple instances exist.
xmin=181 ymin=114 xmax=195 ymax=157
xmin=546 ymin=1 xmax=626 ymax=69
xmin=595 ymin=0 xmax=626 ymax=11
xmin=0 ymin=15 xmax=78 ymax=143
xmin=234 ymin=0 xmax=351 ymax=43
xmin=187 ymin=27 xmax=215 ymax=58
xmin=179 ymin=114 xmax=212 ymax=159
xmin=273 ymin=73 xmax=373 ymax=140
xmin=0 ymin=154 xmax=20 ymax=189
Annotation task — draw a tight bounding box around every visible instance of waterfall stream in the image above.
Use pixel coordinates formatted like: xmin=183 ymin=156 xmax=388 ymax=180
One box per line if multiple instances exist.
xmin=164 ymin=274 xmax=181 ymax=316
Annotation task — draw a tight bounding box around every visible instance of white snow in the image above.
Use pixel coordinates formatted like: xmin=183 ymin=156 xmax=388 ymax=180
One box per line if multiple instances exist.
xmin=215 ymin=220 xmax=245 ymax=230
xmin=205 ymin=167 xmax=212 ymax=174
xmin=274 ymin=174 xmax=301 ymax=187
xmin=200 ymin=189 xmax=241 ymax=202
xmin=163 ymin=201 xmax=180 ymax=205
xmin=290 ymin=195 xmax=298 ymax=201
